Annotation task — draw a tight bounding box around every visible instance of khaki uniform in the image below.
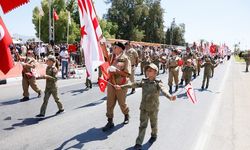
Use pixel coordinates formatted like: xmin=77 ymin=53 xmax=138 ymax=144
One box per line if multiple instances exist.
xmin=121 ymin=78 xmax=171 ymax=145
xmin=39 ymin=66 xmax=63 ymax=115
xmin=168 ymin=56 xmax=179 ymax=86
xmin=242 ymin=52 xmax=250 ymax=72
xmin=151 ymin=51 xmax=160 ymax=74
xmin=106 ymin=52 xmax=131 ymax=118
xmin=140 ymin=51 xmax=151 ymax=75
xmin=125 ymin=48 xmax=139 ymax=83
xmin=22 ymin=57 xmax=41 ymax=97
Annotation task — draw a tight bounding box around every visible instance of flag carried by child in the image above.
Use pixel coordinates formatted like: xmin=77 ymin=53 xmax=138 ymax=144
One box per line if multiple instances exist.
xmin=185 ymin=82 xmax=197 ymax=104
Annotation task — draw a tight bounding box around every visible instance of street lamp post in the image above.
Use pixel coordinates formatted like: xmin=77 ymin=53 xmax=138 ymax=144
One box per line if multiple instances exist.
xmin=170 ymin=18 xmax=175 ymax=46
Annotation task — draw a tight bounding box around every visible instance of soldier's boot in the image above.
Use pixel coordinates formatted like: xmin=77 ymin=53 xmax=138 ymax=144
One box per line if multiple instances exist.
xmin=201 ymin=85 xmax=204 ymax=90
xmin=89 ymin=81 xmax=92 ymax=89
xmin=193 ymin=73 xmax=196 ymax=79
xmin=169 ymin=85 xmax=173 ymax=94
xmin=175 ymin=85 xmax=179 ymax=92
xmin=179 ymin=79 xmax=184 ymax=85
xmin=205 ymin=84 xmax=209 ymax=89
xmin=123 ymin=114 xmax=129 ymax=124
xmin=37 ymin=91 xmax=42 ymax=98
xmin=130 ymin=88 xmax=135 ymax=94
xmin=20 ymin=97 xmax=29 ymax=102
xmin=102 ymin=118 xmax=114 ymax=132
xmin=198 ymin=72 xmax=200 ymax=76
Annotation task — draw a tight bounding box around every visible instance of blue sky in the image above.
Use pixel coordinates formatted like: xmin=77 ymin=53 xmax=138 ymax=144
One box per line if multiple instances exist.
xmin=1 ymin=0 xmax=249 ymax=49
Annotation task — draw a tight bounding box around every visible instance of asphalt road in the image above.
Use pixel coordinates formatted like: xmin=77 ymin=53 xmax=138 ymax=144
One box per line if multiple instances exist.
xmin=0 ymin=59 xmax=239 ymax=150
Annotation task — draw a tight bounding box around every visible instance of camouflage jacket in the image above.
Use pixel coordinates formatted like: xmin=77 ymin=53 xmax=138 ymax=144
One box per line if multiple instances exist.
xmin=45 ymin=66 xmax=58 ymax=89
xmin=121 ymin=78 xmax=171 ymax=111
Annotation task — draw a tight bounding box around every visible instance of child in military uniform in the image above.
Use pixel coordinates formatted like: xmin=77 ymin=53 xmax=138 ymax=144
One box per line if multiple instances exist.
xmin=36 ymin=55 xmax=64 ymax=117
xmin=182 ymin=59 xmax=196 ymax=86
xmin=115 ymin=63 xmax=176 ymax=150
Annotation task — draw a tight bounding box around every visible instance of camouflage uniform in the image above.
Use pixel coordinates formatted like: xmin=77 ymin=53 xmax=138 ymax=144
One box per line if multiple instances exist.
xmin=242 ymin=51 xmax=250 ymax=72
xmin=121 ymin=74 xmax=171 ymax=146
xmin=182 ymin=63 xmax=196 ymax=86
xmin=151 ymin=50 xmax=160 ymax=74
xmin=201 ymin=59 xmax=218 ymax=89
xmin=21 ymin=56 xmax=41 ymax=101
xmin=39 ymin=57 xmax=64 ymax=116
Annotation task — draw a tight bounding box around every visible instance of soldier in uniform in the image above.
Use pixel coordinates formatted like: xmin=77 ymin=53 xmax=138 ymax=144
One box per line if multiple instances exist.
xmin=201 ymin=57 xmax=218 ymax=90
xmin=36 ymin=55 xmax=64 ymax=117
xmin=125 ymin=41 xmax=139 ymax=94
xmin=151 ymin=49 xmax=160 ymax=74
xmin=102 ymin=42 xmax=131 ymax=131
xmin=182 ymin=59 xmax=196 ymax=85
xmin=115 ymin=63 xmax=176 ymax=150
xmin=167 ymin=50 xmax=180 ymax=94
xmin=20 ymin=50 xmax=41 ymax=102
xmin=240 ymin=51 xmax=250 ymax=72
xmin=159 ymin=50 xmax=168 ymax=74
xmin=140 ymin=48 xmax=151 ymax=75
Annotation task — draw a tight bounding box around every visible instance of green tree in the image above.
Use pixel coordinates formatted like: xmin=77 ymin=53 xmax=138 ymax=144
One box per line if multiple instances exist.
xmin=99 ymin=19 xmax=118 ymax=39
xmin=165 ymin=23 xmax=185 ymax=46
xmin=32 ymin=0 xmax=79 ymax=43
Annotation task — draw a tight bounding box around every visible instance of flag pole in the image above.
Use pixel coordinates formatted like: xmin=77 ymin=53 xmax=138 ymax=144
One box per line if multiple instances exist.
xmin=39 ymin=15 xmax=41 ymax=46
xmin=67 ymin=11 xmax=69 ymax=45
xmin=53 ymin=8 xmax=55 ymax=42
xmin=48 ymin=0 xmax=52 ymax=42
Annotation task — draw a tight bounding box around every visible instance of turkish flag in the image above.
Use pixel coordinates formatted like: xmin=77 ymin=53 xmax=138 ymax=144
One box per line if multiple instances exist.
xmin=210 ymin=44 xmax=216 ymax=54
xmin=98 ymin=77 xmax=107 ymax=92
xmin=100 ymin=62 xmax=110 ymax=80
xmin=185 ymin=83 xmax=197 ymax=104
xmin=0 ymin=17 xmax=14 ymax=74
xmin=53 ymin=9 xmax=59 ymax=21
xmin=0 ymin=0 xmax=30 ymax=14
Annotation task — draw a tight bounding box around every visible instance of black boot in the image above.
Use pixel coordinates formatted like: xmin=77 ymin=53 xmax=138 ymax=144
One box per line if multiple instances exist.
xmin=205 ymin=84 xmax=208 ymax=89
xmin=123 ymin=114 xmax=129 ymax=124
xmin=102 ymin=118 xmax=114 ymax=132
xmin=175 ymin=85 xmax=178 ymax=92
xmin=179 ymin=79 xmax=184 ymax=85
xmin=193 ymin=73 xmax=196 ymax=79
xmin=169 ymin=85 xmax=172 ymax=94
xmin=37 ymin=91 xmax=41 ymax=98
xmin=20 ymin=97 xmax=29 ymax=102
xmin=130 ymin=88 xmax=135 ymax=94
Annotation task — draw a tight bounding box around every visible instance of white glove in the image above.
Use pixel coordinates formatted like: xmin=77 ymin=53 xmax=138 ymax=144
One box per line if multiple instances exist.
xmin=21 ymin=62 xmax=25 ymax=66
xmin=108 ymin=65 xmax=117 ymax=72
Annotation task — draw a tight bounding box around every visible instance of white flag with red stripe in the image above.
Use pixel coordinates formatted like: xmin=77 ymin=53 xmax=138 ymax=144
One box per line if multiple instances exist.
xmin=185 ymin=83 xmax=197 ymax=104
xmin=77 ymin=0 xmax=105 ymax=78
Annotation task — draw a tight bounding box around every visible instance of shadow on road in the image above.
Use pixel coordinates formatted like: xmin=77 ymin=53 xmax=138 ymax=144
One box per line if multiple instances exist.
xmin=3 ymin=115 xmax=56 ymax=131
xmin=0 ymin=97 xmax=38 ymax=107
xmin=55 ymin=123 xmax=124 ymax=150
xmin=125 ymin=141 xmax=153 ymax=150
xmin=75 ymin=96 xmax=107 ymax=109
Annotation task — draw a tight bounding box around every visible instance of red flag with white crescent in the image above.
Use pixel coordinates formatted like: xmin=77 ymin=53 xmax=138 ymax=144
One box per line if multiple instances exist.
xmin=98 ymin=77 xmax=108 ymax=92
xmin=185 ymin=83 xmax=197 ymax=104
xmin=0 ymin=17 xmax=14 ymax=74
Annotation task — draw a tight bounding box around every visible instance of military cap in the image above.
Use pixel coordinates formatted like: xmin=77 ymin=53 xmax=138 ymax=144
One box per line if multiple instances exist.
xmin=205 ymin=58 xmax=211 ymax=62
xmin=145 ymin=63 xmax=158 ymax=72
xmin=187 ymin=59 xmax=192 ymax=63
xmin=47 ymin=55 xmax=56 ymax=62
xmin=114 ymin=41 xmax=125 ymax=50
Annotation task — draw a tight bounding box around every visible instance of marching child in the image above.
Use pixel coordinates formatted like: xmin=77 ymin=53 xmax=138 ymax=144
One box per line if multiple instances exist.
xmin=115 ymin=63 xmax=176 ymax=150
xmin=36 ymin=55 xmax=64 ymax=117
